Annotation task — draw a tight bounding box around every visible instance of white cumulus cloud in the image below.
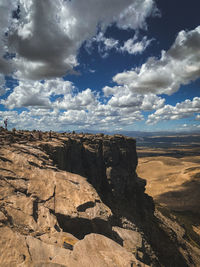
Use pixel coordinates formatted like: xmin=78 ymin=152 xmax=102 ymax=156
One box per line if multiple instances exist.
xmin=0 ymin=0 xmax=158 ymax=80
xmin=103 ymin=85 xmax=165 ymax=111
xmin=120 ymin=36 xmax=153 ymax=55
xmin=0 ymin=77 xmax=150 ymax=130
xmin=147 ymin=97 xmax=200 ymax=124
xmin=1 ymin=78 xmax=74 ymax=109
xmin=55 ymin=88 xmax=96 ymax=111
xmin=113 ymin=26 xmax=200 ymax=95
xmin=87 ymin=32 xmax=153 ymax=57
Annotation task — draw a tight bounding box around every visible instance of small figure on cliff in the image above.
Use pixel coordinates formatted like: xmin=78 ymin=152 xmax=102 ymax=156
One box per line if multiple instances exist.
xmin=49 ymin=130 xmax=52 ymax=139
xmin=29 ymin=133 xmax=34 ymax=141
xmin=4 ymin=118 xmax=8 ymax=130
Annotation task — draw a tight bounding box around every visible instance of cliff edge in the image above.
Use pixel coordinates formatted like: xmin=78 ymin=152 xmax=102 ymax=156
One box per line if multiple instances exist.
xmin=0 ymin=129 xmax=199 ymax=266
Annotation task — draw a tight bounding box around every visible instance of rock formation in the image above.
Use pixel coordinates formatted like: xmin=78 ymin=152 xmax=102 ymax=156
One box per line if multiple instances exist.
xmin=0 ymin=128 xmax=199 ymax=266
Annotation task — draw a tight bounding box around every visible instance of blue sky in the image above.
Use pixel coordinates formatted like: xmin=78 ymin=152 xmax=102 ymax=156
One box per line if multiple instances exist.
xmin=0 ymin=0 xmax=200 ymax=132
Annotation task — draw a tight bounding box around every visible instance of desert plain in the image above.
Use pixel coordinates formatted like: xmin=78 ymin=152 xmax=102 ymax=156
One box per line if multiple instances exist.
xmin=137 ymin=134 xmax=200 ymax=245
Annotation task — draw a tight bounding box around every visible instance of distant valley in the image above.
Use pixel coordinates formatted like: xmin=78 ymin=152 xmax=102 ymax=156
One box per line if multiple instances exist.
xmin=137 ymin=134 xmax=200 ymax=250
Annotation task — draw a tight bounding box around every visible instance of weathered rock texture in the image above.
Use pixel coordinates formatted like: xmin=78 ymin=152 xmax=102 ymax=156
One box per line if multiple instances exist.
xmin=0 ymin=129 xmax=199 ymax=266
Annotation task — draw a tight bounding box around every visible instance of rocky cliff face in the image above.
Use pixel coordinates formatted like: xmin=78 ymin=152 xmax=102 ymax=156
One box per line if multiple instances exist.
xmin=0 ymin=129 xmax=198 ymax=267
xmin=40 ymin=134 xmax=153 ymax=217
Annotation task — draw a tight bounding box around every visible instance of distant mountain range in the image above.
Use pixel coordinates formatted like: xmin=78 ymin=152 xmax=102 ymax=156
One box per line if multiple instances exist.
xmin=66 ymin=129 xmax=200 ymax=138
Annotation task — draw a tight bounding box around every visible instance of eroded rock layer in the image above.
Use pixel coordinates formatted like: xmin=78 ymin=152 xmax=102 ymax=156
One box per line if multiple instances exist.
xmin=0 ymin=129 xmax=198 ymax=266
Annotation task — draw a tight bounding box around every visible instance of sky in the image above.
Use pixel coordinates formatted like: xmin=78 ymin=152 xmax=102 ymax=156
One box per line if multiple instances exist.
xmin=0 ymin=0 xmax=200 ymax=132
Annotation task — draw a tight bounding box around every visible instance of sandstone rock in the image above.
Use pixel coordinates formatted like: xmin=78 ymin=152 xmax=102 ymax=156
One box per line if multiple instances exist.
xmin=71 ymin=233 xmax=149 ymax=267
xmin=40 ymin=134 xmax=139 ymax=200
xmin=0 ymin=131 xmax=198 ymax=266
xmin=39 ymin=231 xmax=79 ymax=249
xmin=111 ymin=226 xmax=158 ymax=265
xmin=0 ymin=227 xmax=31 ymax=266
xmin=25 ymin=233 xmax=150 ymax=267
xmin=53 ymin=172 xmax=112 ymax=220
xmin=112 ymin=226 xmax=143 ymax=253
xmin=25 ymin=236 xmax=73 ymax=266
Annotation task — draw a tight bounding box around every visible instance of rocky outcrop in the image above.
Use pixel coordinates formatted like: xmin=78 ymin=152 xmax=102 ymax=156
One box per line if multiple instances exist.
xmin=40 ymin=134 xmax=152 ymax=218
xmin=0 ymin=129 xmax=198 ymax=266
